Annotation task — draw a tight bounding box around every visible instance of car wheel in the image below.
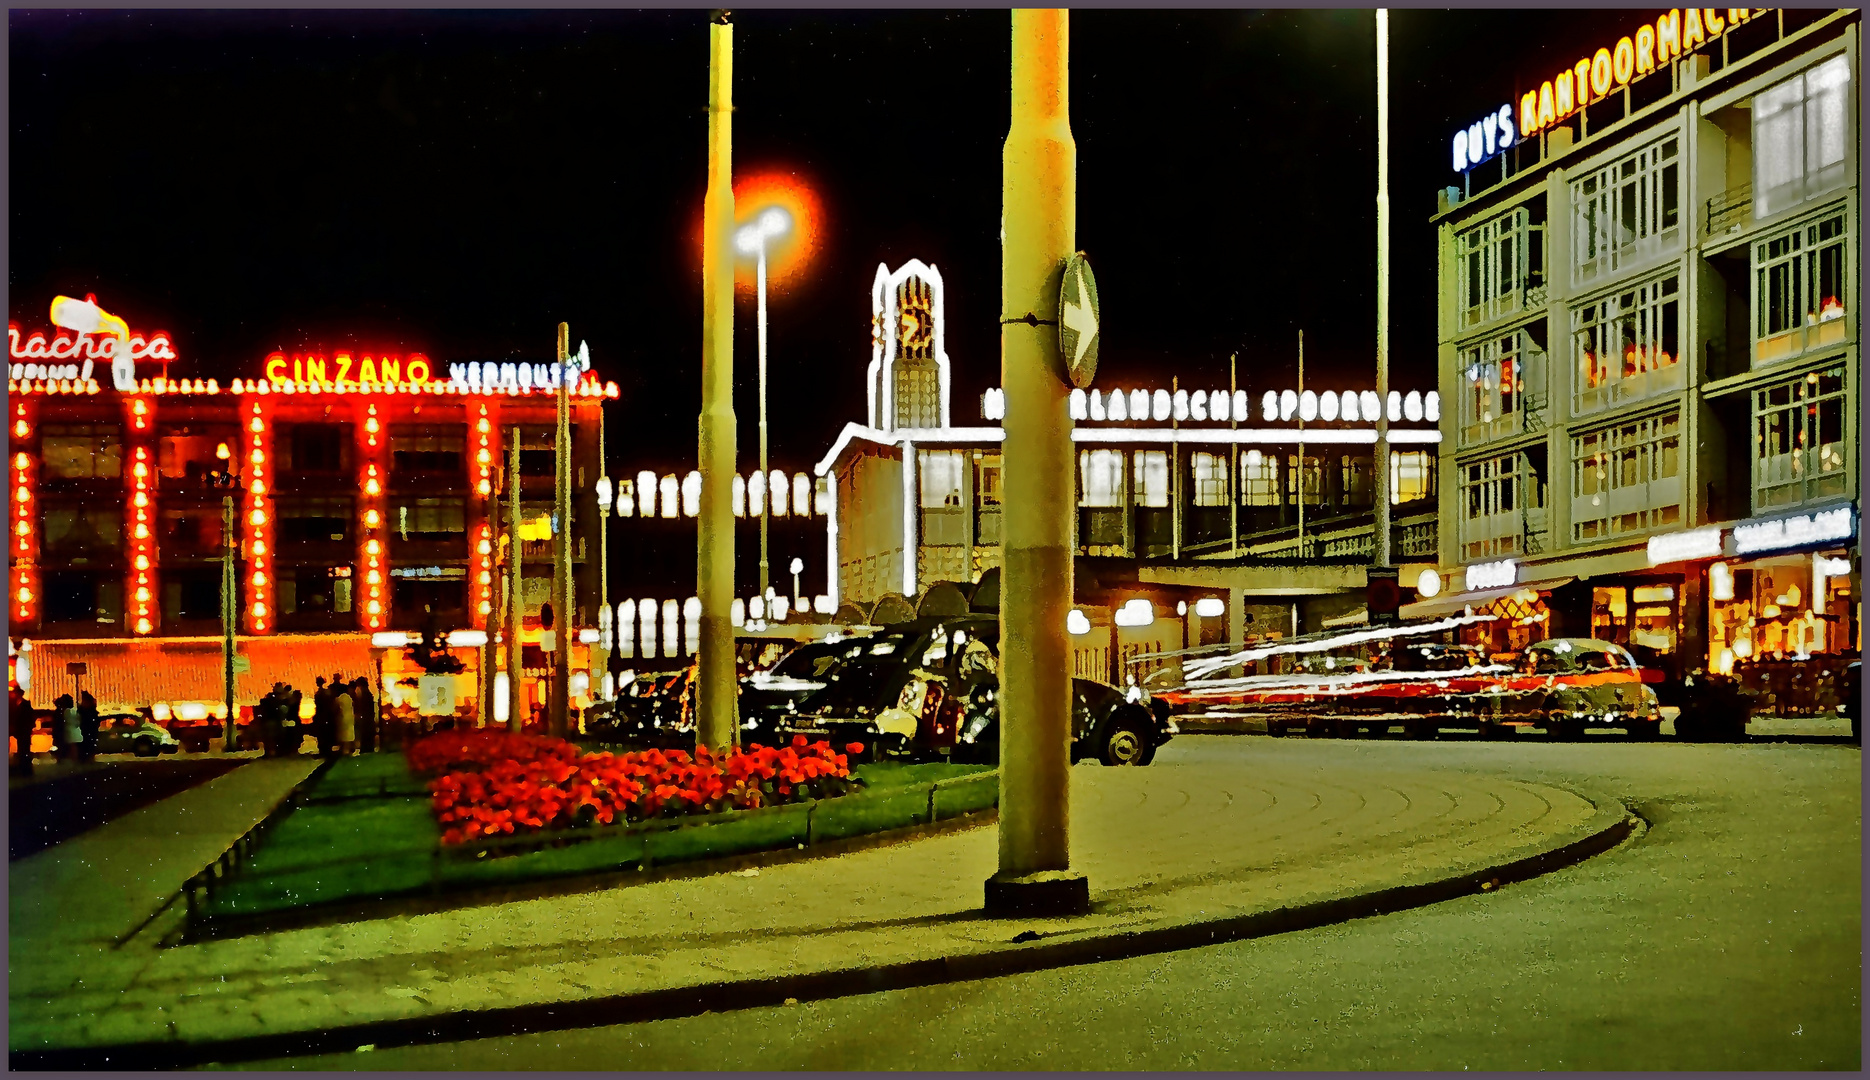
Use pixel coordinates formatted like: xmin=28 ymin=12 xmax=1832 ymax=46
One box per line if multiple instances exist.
xmin=1627 ymin=720 xmax=1661 ymax=741
xmin=1098 ymin=713 xmax=1150 ymax=766
xmin=1408 ymin=716 xmax=1437 ymax=740
xmin=133 ymin=737 xmax=156 ymax=757
xmin=1267 ymin=721 xmax=1287 ymax=738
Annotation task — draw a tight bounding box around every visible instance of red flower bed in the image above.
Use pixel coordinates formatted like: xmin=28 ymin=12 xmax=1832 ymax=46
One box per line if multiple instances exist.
xmin=409 ymin=731 xmax=863 ymax=845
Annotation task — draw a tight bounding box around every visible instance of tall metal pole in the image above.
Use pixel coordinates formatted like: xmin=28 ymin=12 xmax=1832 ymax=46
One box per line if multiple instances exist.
xmin=1296 ymin=329 xmax=1305 ymax=557
xmin=598 ymin=410 xmax=611 ymax=699
xmin=221 ymin=495 xmax=237 ymax=752
xmin=506 ymin=429 xmax=524 ymax=732
xmin=481 ymin=466 xmax=497 ymax=727
xmin=552 ymin=323 xmax=573 ymax=738
xmin=1373 ymin=9 xmax=1393 ymax=566
xmin=1229 ymin=352 xmax=1238 ymax=558
xmin=696 ymin=10 xmax=739 ymax=755
xmin=757 ymin=241 xmax=771 ymax=608
xmin=988 ymin=7 xmax=1086 ymax=918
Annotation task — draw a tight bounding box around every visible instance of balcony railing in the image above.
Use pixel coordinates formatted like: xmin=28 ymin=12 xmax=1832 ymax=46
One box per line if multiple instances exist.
xmin=1705 ymin=183 xmax=1753 ymax=240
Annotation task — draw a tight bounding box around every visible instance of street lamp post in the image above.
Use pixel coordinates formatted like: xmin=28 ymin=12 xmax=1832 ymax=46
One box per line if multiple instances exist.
xmin=595 ymin=473 xmax=613 ymax=700
xmin=737 ymin=207 xmax=792 ymax=608
xmin=789 ymin=556 xmax=803 ymax=613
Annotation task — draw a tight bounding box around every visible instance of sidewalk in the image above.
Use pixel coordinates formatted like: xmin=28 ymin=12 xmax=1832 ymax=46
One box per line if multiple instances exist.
xmin=8 ymin=744 xmax=1631 ymax=1067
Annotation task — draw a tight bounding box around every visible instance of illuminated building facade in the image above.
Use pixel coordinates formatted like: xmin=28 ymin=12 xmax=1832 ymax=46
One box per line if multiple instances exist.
xmin=1417 ymin=8 xmax=1860 ymax=706
xmin=7 ymin=329 xmax=618 ymax=718
xmin=821 ymin=260 xmax=1446 ymax=682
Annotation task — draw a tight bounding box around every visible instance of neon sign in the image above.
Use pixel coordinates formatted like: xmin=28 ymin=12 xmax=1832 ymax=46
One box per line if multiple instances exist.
xmin=265 ymin=351 xmax=434 ymax=387
xmin=1452 ymin=104 xmax=1518 ymax=174
xmin=8 ymin=325 xmax=177 ymax=387
xmin=1466 ymin=559 xmax=1518 ymax=591
xmin=1733 ymin=507 xmax=1855 ymax=556
xmin=1514 ymin=9 xmax=1762 ymax=141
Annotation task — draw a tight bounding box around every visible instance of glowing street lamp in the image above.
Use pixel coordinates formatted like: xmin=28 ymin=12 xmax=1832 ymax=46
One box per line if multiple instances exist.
xmin=737 ymin=206 xmax=792 ymax=604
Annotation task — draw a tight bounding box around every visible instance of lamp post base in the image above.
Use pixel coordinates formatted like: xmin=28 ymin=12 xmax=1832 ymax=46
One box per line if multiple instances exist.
xmin=984 ymin=869 xmax=1090 ymax=918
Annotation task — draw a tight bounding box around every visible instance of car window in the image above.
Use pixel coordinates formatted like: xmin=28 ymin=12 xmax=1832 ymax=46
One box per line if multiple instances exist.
xmin=1529 ymin=649 xmax=1575 ymax=674
xmin=1577 ymin=651 xmax=1619 ymax=671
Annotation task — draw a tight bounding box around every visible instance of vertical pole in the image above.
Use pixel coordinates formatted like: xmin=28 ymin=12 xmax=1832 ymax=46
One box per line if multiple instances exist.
xmin=758 ymin=243 xmax=771 ymax=608
xmin=553 ymin=323 xmax=573 ymax=738
xmin=507 ymin=429 xmax=524 ymax=732
xmin=598 ymin=409 xmax=610 ymax=700
xmin=222 ymin=495 xmax=236 ymax=752
xmin=1229 ymin=352 xmax=1238 ymax=558
xmin=1373 ymin=9 xmax=1394 ymax=567
xmin=696 ymin=11 xmax=739 ymax=755
xmin=1170 ymin=375 xmax=1180 ymax=561
xmin=989 ymin=7 xmax=1087 ymax=917
xmin=481 ymin=462 xmax=497 ymax=727
xmin=1296 ymin=330 xmax=1305 ymax=558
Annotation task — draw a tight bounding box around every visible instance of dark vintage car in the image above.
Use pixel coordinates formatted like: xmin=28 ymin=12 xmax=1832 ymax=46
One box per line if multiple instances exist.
xmin=95 ymin=712 xmax=183 ymax=756
xmin=589 ymin=639 xmax=864 ymax=749
xmin=771 ymin=616 xmax=1175 ymax=765
xmin=1477 ymin=638 xmax=1664 ymax=740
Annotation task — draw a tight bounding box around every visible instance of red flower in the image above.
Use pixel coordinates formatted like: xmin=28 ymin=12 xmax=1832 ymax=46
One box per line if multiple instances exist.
xmin=845 ymin=742 xmax=865 ymax=755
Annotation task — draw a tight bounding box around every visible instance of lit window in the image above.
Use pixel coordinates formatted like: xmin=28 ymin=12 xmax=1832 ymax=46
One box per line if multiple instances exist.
xmin=919 ymin=450 xmax=965 ymax=509
xmin=1753 ymin=365 xmax=1848 ymax=512
xmin=1753 ymin=208 xmax=1849 ymax=368
xmin=1572 ymin=135 xmax=1679 ymax=285
xmin=1456 ymin=206 xmax=1544 ymax=330
xmin=1571 ymin=411 xmax=1682 ymax=542
xmin=1190 ymin=452 xmax=1229 ymax=507
xmin=1078 ymin=449 xmax=1124 ymax=508
xmin=1571 ymin=273 xmax=1682 ymax=416
xmin=1132 ymin=451 xmax=1169 ymax=508
xmin=1754 ymin=54 xmax=1851 ymax=219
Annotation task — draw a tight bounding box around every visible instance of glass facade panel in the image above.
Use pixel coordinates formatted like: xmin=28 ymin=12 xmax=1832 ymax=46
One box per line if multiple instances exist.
xmin=1753 ymin=364 xmax=1850 ymax=510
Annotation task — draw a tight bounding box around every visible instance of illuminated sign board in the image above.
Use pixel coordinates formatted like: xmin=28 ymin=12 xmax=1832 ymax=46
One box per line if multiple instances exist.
xmin=1512 ymin=9 xmax=1762 ymax=143
xmin=1452 ymin=104 xmax=1518 ymax=174
xmin=8 ymin=324 xmax=177 ymax=388
xmin=265 ymin=351 xmax=436 ymax=387
xmin=1732 ymin=507 xmax=1855 ymax=556
xmin=1647 ymin=526 xmax=1723 ymax=565
xmin=1465 ymin=559 xmax=1518 ymax=591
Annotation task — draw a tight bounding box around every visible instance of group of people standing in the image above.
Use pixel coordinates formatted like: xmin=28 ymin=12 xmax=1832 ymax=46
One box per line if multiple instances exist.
xmin=6 ymin=686 xmax=101 ymax=775
xmin=256 ymin=674 xmax=377 ymax=758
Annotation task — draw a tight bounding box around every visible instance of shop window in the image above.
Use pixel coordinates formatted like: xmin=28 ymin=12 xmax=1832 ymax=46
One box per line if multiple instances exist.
xmin=1077 ymin=450 xmax=1123 ymax=508
xmin=919 ymin=449 xmax=964 ymax=508
xmin=279 ymin=565 xmax=353 ymax=615
xmin=1572 ymin=136 xmax=1679 ymax=285
xmin=275 ymin=496 xmax=355 ymax=544
xmin=1240 ymin=451 xmax=1280 ymax=506
xmin=1753 ymin=364 xmax=1848 ymax=511
xmin=41 ymin=507 xmax=122 ymax=557
xmin=1390 ymin=450 xmax=1435 ymax=505
xmin=1753 ymin=54 xmax=1851 ymax=220
xmin=1753 ymin=207 xmax=1851 ymax=367
xmin=1285 ymin=454 xmax=1324 ymax=506
xmin=39 ymin=424 xmax=123 ymax=481
xmin=391 ymin=425 xmax=466 ymax=479
xmin=1190 ymin=452 xmax=1229 ymax=507
xmin=1459 ymin=328 xmax=1545 ymax=445
xmin=1132 ymin=452 xmax=1169 ymax=509
xmin=393 ymin=496 xmax=466 ymax=542
xmin=1571 ymin=411 xmax=1682 ymax=542
xmin=1572 ymin=273 xmax=1682 ymax=416
xmin=1456 ymin=205 xmax=1544 ymax=330
xmin=1339 ymin=453 xmax=1374 ymax=507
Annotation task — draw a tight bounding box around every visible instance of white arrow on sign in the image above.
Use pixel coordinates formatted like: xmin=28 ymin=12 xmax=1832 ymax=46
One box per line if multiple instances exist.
xmin=1061 ymin=264 xmax=1098 ymax=366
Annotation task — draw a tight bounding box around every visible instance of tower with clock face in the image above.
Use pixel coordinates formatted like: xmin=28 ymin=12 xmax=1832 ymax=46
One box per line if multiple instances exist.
xmin=867 ymin=260 xmax=950 ymax=432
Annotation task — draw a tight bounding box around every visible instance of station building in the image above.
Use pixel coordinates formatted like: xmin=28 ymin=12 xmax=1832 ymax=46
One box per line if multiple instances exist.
xmin=8 ymin=319 xmax=618 ymax=722
xmin=1412 ymin=7 xmax=1860 ymax=712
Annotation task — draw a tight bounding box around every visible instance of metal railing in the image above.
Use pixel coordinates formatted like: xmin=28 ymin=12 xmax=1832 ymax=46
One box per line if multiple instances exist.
xmin=1706 ymin=183 xmax=1754 ymax=240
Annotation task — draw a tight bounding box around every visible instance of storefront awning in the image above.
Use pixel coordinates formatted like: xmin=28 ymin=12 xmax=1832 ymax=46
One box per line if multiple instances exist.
xmin=1399 ymin=577 xmax=1575 ymax=621
xmin=22 ymin=634 xmax=375 ymax=711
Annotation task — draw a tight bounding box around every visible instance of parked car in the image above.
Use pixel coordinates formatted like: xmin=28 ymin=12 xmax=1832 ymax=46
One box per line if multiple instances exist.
xmin=95 ymin=712 xmax=183 ymax=756
xmin=772 ymin=616 xmax=1174 ymax=765
xmin=1673 ymin=668 xmax=1755 ymax=742
xmin=1482 ymin=638 xmax=1663 ymax=740
xmin=1842 ymin=660 xmax=1860 ymax=741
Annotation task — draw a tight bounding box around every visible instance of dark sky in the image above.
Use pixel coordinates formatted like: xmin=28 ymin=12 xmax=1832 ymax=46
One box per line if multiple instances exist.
xmin=11 ymin=7 xmax=1618 ymax=477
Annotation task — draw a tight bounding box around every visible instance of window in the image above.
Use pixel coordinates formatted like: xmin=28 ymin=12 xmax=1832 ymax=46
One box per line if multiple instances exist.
xmin=278 ymin=566 xmax=353 ymax=615
xmin=1456 ymin=207 xmax=1543 ymax=329
xmin=1390 ymin=450 xmax=1435 ymax=505
xmin=392 ymin=573 xmax=466 ymax=616
xmin=1078 ymin=450 xmax=1123 ymax=507
xmin=40 ymin=424 xmax=122 ymax=480
xmin=279 ymin=423 xmax=349 ymax=473
xmin=1571 ymin=411 xmax=1682 ymax=542
xmin=1460 ymin=453 xmax=1539 ymax=560
xmin=1285 ymin=455 xmax=1324 ymax=506
xmin=1190 ymin=452 xmax=1229 ymax=507
xmin=1240 ymin=450 xmax=1280 ymax=506
xmin=41 ymin=507 xmax=121 ymax=556
xmin=919 ymin=450 xmax=964 ymax=508
xmin=393 ymin=497 xmax=466 ymax=542
xmin=158 ymin=508 xmax=225 ymax=556
xmin=517 ymin=426 xmax=559 ymax=477
xmin=1572 ymin=136 xmax=1680 ymax=284
xmin=42 ymin=572 xmax=121 ymax=626
xmin=1460 ymin=329 xmax=1544 ymax=445
xmin=160 ymin=568 xmax=223 ymax=623
xmin=1754 ymin=54 xmax=1851 ymax=219
xmin=1132 ymin=451 xmax=1169 ymax=508
xmin=1571 ymin=273 xmax=1682 ymax=415
xmin=157 ymin=427 xmax=236 ymax=486
xmin=1753 ymin=364 xmax=1848 ymax=511
xmin=391 ymin=425 xmax=465 ymax=477
xmin=975 ymin=453 xmax=1002 ymax=507
xmin=1754 ymin=207 xmax=1851 ymax=367
xmin=275 ymin=497 xmax=355 ymax=544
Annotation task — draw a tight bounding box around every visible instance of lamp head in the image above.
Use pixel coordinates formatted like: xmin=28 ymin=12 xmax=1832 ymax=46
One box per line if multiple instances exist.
xmin=759 ymin=207 xmax=791 ymax=237
xmin=735 ymin=225 xmax=762 ymax=255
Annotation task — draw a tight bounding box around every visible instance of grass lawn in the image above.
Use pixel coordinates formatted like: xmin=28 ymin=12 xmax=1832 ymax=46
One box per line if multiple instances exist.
xmin=197 ymin=752 xmax=995 ymax=928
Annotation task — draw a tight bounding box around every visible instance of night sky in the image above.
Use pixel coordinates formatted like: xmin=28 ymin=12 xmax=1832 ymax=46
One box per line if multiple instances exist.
xmin=11 ymin=8 xmax=1619 ymax=479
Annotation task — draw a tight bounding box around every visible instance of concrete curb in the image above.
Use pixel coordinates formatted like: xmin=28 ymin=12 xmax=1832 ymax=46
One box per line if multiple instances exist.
xmin=9 ymin=790 xmax=1640 ymax=1070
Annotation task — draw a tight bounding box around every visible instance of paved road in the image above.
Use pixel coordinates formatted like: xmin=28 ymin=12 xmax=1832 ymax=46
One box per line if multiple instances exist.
xmin=9 ymin=757 xmax=248 ymax=860
xmin=230 ymin=735 xmax=1861 ymax=1072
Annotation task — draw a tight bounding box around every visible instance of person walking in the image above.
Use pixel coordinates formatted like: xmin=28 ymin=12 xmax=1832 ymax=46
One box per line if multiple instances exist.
xmin=53 ymin=695 xmax=81 ymax=763
xmin=286 ymin=683 xmax=305 ymax=755
xmin=10 ymin=684 xmax=35 ymax=776
xmin=312 ymin=676 xmax=334 ymax=758
xmin=78 ymin=691 xmax=100 ymax=763
xmin=333 ymin=679 xmax=357 ymax=757
xmin=259 ymin=682 xmax=284 ymax=758
xmin=352 ymin=677 xmax=377 ymax=754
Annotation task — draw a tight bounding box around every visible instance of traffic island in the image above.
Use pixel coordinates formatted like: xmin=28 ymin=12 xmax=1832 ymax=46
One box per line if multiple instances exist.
xmin=183 ymin=750 xmax=999 ymax=941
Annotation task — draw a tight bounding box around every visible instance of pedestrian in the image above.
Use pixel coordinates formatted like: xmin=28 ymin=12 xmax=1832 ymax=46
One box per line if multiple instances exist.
xmin=333 ymin=679 xmax=357 ymax=756
xmin=329 ymin=671 xmax=349 ymax=756
xmin=352 ymin=678 xmax=377 ymax=754
xmin=78 ymin=691 xmax=100 ymax=763
xmin=312 ymin=676 xmax=334 ymax=758
xmin=259 ymin=682 xmax=284 ymax=758
xmin=53 ymin=694 xmax=81 ymax=763
xmin=9 ymin=684 xmax=34 ymax=776
xmin=287 ymin=683 xmax=305 ymax=754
